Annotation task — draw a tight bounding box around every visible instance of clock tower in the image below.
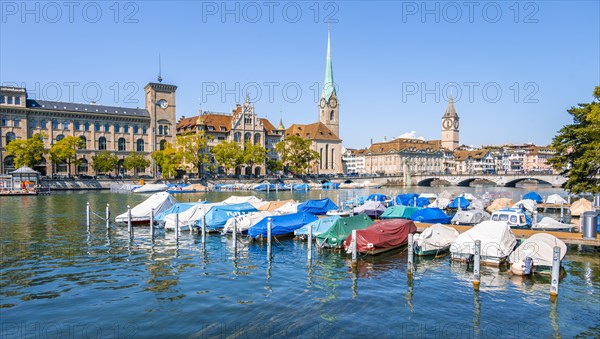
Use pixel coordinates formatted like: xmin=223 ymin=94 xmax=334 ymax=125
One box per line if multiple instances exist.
xmin=441 ymin=95 xmax=459 ymax=151
xmin=319 ymin=26 xmax=339 ymax=137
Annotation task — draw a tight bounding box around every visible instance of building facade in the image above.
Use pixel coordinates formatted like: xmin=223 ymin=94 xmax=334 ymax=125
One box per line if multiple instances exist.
xmin=0 ymin=81 xmax=176 ymax=176
xmin=441 ymin=96 xmax=460 ymax=151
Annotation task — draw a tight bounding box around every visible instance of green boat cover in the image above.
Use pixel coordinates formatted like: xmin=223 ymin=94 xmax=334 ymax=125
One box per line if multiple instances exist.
xmin=380 ymin=205 xmax=422 ymax=219
xmin=316 ymin=213 xmax=374 ymax=248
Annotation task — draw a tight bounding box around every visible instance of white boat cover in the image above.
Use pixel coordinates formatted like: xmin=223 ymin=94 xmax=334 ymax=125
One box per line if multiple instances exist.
xmin=533 ymin=217 xmax=575 ymax=231
xmin=414 ymin=223 xmax=459 ymax=253
xmin=460 ymin=193 xmax=477 ymax=200
xmin=486 ymin=198 xmax=515 ymax=212
xmin=469 ymin=199 xmax=489 ymax=210
xmin=258 ymin=200 xmax=295 ymax=211
xmin=438 ymin=190 xmax=453 ymax=200
xmin=353 ymin=201 xmax=386 ymax=215
xmin=115 ymin=192 xmax=177 ymax=222
xmin=163 ymin=202 xmax=224 ymax=231
xmin=509 ymin=233 xmax=567 ymax=267
xmin=546 ymin=194 xmax=567 ymax=204
xmin=570 ymin=198 xmax=593 ymax=216
xmin=451 ymin=209 xmax=490 ymax=225
xmin=511 ymin=199 xmax=537 ymax=213
xmin=419 ymin=193 xmax=438 ymax=199
xmin=222 ymin=211 xmax=273 ymax=234
xmin=274 ymin=202 xmax=299 ymax=214
xmin=222 ymin=195 xmax=267 ymax=209
xmin=132 ymin=184 xmax=169 ymax=193
xmin=451 ymin=221 xmax=517 ymax=260
xmin=428 ymin=197 xmax=451 ymax=209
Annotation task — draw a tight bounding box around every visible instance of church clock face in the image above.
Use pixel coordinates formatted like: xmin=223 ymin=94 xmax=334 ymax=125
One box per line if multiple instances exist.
xmin=320 ymin=98 xmax=327 ymax=108
xmin=157 ymin=99 xmax=168 ymax=109
xmin=443 ymin=118 xmax=453 ymax=130
xmin=329 ymin=97 xmax=338 ymax=108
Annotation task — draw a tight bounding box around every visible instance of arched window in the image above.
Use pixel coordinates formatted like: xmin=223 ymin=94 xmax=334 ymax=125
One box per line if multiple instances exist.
xmin=244 ymin=132 xmax=251 ymax=143
xmin=40 ymin=119 xmax=47 ymax=129
xmin=78 ymin=158 xmax=88 ymax=174
xmin=254 ymin=133 xmax=261 ymax=145
xmin=3 ymin=156 xmax=15 ymax=172
xmin=331 ymin=148 xmax=335 ymax=171
xmin=115 ymin=124 xmax=120 ymax=133
xmin=133 ymin=126 xmax=139 ymax=134
xmin=56 ymin=134 xmax=65 ymax=142
xmin=142 ymin=127 xmax=147 ymax=134
xmin=160 ymin=139 xmax=167 ymax=150
xmin=5 ymin=132 xmax=16 ymax=145
xmin=84 ymin=122 xmax=90 ymax=131
xmin=79 ymin=136 xmax=87 ymax=149
xmin=104 ymin=124 xmax=110 ymax=132
xmin=330 ymin=110 xmax=334 ymax=121
xmin=99 ymin=137 xmax=107 ymax=150
xmin=74 ymin=121 xmax=80 ymax=131
xmin=63 ymin=121 xmax=69 ymax=130
xmin=319 ymin=148 xmax=323 ymax=170
xmin=164 ymin=126 xmax=169 ymax=135
xmin=94 ymin=123 xmax=100 ymax=132
xmin=325 ymin=144 xmax=329 ymax=170
xmin=233 ymin=132 xmax=241 ymax=142
xmin=158 ymin=126 xmax=163 ymax=135
xmin=124 ymin=125 xmax=129 ymax=133
xmin=136 ymin=139 xmax=144 ymax=152
xmin=52 ymin=120 xmax=59 ymax=129
xmin=118 ymin=138 xmax=126 ymax=151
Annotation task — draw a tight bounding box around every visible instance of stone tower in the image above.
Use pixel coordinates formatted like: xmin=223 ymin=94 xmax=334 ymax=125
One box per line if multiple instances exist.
xmin=318 ymin=26 xmax=339 ymax=137
xmin=441 ymin=96 xmax=459 ymax=151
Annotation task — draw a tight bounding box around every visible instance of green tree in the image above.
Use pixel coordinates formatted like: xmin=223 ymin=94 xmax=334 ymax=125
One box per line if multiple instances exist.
xmin=549 ymin=86 xmax=600 ymax=194
xmin=151 ymin=142 xmax=182 ymax=179
xmin=49 ymin=135 xmax=83 ymax=175
xmin=242 ymin=142 xmax=267 ymax=174
xmin=5 ymin=133 xmax=46 ymax=168
xmin=92 ymin=151 xmax=118 ymax=174
xmin=212 ymin=141 xmax=244 ymax=174
xmin=176 ymin=132 xmax=212 ymax=176
xmin=266 ymin=158 xmax=283 ymax=174
xmin=274 ymin=135 xmax=319 ymax=175
xmin=123 ymin=152 xmax=150 ymax=177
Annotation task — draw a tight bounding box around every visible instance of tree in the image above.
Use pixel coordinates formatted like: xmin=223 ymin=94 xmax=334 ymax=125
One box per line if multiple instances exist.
xmin=212 ymin=141 xmax=244 ymax=174
xmin=549 ymin=86 xmax=600 ymax=194
xmin=123 ymin=152 xmax=150 ymax=177
xmin=266 ymin=158 xmax=283 ymax=174
xmin=176 ymin=132 xmax=212 ymax=176
xmin=151 ymin=142 xmax=182 ymax=179
xmin=274 ymin=135 xmax=319 ymax=175
xmin=49 ymin=135 xmax=83 ymax=176
xmin=92 ymin=151 xmax=118 ymax=174
xmin=5 ymin=133 xmax=46 ymax=168
xmin=242 ymin=142 xmax=267 ymax=174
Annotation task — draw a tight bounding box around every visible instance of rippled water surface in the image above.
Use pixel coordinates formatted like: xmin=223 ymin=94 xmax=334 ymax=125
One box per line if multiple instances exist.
xmin=1 ymin=187 xmax=598 ymax=338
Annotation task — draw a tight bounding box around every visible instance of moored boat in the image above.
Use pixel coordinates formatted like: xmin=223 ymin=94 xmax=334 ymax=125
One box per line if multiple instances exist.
xmin=413 ymin=223 xmax=459 ymax=256
xmin=115 ymin=192 xmax=177 ymax=224
xmin=450 ymin=220 xmax=517 ymax=266
xmin=316 ymin=214 xmax=374 ymax=248
xmin=508 ymin=233 xmax=567 ymax=275
xmin=344 ymin=219 xmax=417 ymax=255
xmin=491 ymin=208 xmax=531 ymax=229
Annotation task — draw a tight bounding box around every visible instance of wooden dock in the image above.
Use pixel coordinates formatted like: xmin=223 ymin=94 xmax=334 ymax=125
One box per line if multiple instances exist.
xmin=414 ymin=223 xmax=600 ymax=247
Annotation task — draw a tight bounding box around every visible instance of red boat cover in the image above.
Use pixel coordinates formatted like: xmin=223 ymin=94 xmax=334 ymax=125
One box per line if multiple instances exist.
xmin=344 ymin=219 xmax=417 ymax=253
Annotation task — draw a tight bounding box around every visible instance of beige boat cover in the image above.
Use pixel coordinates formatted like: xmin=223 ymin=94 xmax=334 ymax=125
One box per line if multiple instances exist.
xmin=486 ymin=198 xmax=515 ymax=212
xmin=570 ymin=198 xmax=593 ymax=216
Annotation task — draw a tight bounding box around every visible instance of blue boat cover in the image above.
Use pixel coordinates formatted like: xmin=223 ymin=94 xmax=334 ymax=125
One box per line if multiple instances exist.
xmin=410 ymin=208 xmax=452 ymax=224
xmin=154 ymin=202 xmax=199 ymax=221
xmin=294 ymin=215 xmax=341 ymax=236
xmin=394 ymin=194 xmax=429 ymax=207
xmin=297 ymin=198 xmax=338 ymax=215
xmin=293 ymin=183 xmax=311 ymax=191
xmin=523 ymin=191 xmax=543 ymax=203
xmin=203 ymin=202 xmax=258 ymax=230
xmin=322 ymin=182 xmax=340 ymax=189
xmin=448 ymin=197 xmax=470 ymax=209
xmin=248 ymin=212 xmax=318 ymax=238
xmin=366 ymin=193 xmax=388 ymax=202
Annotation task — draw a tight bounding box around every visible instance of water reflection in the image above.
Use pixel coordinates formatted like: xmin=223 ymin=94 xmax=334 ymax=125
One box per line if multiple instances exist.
xmin=449 ymin=261 xmax=511 ymax=291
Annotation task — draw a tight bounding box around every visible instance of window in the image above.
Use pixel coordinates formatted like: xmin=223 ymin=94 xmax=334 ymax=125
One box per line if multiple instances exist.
xmin=115 ymin=124 xmax=120 ymax=133
xmin=134 ymin=126 xmax=139 ymax=134
xmin=52 ymin=120 xmax=59 ymax=129
xmin=78 ymin=159 xmax=88 ymax=173
xmin=136 ymin=139 xmax=144 ymax=152
xmin=99 ymin=137 xmax=107 ymax=150
xmin=40 ymin=119 xmax=47 ymax=129
xmin=118 ymin=138 xmax=126 ymax=151
xmin=84 ymin=122 xmax=90 ymax=131
xmin=244 ymin=132 xmax=251 ymax=143
xmin=30 ymin=119 xmax=37 ymax=128
xmin=0 ymin=96 xmax=4 ymax=104
xmin=510 ymin=216 xmax=518 ymax=223
xmin=6 ymin=132 xmax=16 ymax=145
xmin=63 ymin=121 xmax=69 ymax=130
xmin=330 ymin=110 xmax=334 ymax=121
xmin=158 ymin=126 xmax=163 ymax=135
xmin=74 ymin=121 xmax=80 ymax=131
xmin=56 ymin=134 xmax=65 ymax=142
xmin=7 ymin=96 xmax=13 ymax=104
xmin=124 ymin=125 xmax=129 ymax=133
xmin=104 ymin=124 xmax=110 ymax=132
xmin=160 ymin=139 xmax=166 ymax=150
xmin=1 ymin=118 xmax=7 ymax=126
xmin=142 ymin=127 xmax=147 ymax=134
xmin=13 ymin=119 xmax=20 ymax=127
xmin=79 ymin=136 xmax=87 ymax=149
xmin=94 ymin=123 xmax=100 ymax=132
xmin=56 ymin=161 xmax=67 ymax=173
xmin=15 ymin=96 xmax=20 ymax=105
xmin=164 ymin=126 xmax=169 ymax=135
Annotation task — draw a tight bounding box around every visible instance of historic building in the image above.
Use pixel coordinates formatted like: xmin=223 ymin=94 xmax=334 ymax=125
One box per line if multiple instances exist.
xmin=0 ymin=80 xmax=176 ymax=176
xmin=441 ymin=96 xmax=460 ymax=151
xmin=176 ymin=97 xmax=284 ymax=176
xmin=453 ymin=149 xmax=496 ymax=174
xmin=342 ymin=148 xmax=368 ymax=174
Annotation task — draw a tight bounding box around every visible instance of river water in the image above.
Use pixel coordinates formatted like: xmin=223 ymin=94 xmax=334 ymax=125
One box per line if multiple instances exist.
xmin=1 ymin=186 xmax=598 ymax=338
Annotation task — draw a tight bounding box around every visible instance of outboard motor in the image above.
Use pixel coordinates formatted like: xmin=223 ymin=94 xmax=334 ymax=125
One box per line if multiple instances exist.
xmin=522 ymin=256 xmax=534 ymax=275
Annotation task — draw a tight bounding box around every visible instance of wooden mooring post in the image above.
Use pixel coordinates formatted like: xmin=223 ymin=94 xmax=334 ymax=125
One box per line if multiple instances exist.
xmin=473 ymin=240 xmax=481 ymax=289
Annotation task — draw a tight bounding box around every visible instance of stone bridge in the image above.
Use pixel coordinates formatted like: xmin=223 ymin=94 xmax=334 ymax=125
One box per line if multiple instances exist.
xmin=340 ymin=173 xmax=567 ymax=187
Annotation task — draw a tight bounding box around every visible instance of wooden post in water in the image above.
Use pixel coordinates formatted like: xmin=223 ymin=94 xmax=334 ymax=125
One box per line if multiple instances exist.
xmin=307 ymin=224 xmax=313 ymax=262
xmin=150 ymin=208 xmax=155 ymax=239
xmin=233 ymin=218 xmax=238 ymax=255
xmin=351 ymin=229 xmax=357 ymax=268
xmin=407 ymin=233 xmax=414 ymax=276
xmin=175 ymin=210 xmax=179 ymax=243
xmin=106 ymin=204 xmax=111 ymax=229
xmin=127 ymin=205 xmax=133 ymax=235
xmin=201 ymin=214 xmax=206 ymax=244
xmin=86 ymin=202 xmax=90 ymax=228
xmin=473 ymin=240 xmax=481 ymax=289
xmin=550 ymin=246 xmax=561 ymax=298
xmin=267 ymin=218 xmax=273 ymax=259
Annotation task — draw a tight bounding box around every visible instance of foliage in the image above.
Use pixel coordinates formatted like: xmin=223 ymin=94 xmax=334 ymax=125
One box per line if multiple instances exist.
xmin=123 ymin=152 xmax=150 ymax=176
xmin=242 ymin=142 xmax=267 ymax=168
xmin=49 ymin=135 xmax=83 ymax=175
xmin=274 ymin=135 xmax=319 ymax=175
xmin=176 ymin=132 xmax=212 ymax=175
xmin=266 ymin=158 xmax=283 ymax=173
xmin=92 ymin=151 xmax=118 ymax=174
xmin=212 ymin=141 xmax=244 ymax=174
xmin=152 ymin=142 xmax=182 ymax=179
xmin=549 ymin=86 xmax=600 ymax=194
xmin=5 ymin=133 xmax=46 ymax=168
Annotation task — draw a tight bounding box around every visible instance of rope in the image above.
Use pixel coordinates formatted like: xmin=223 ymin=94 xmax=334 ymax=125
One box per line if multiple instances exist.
xmin=90 ymin=210 xmax=108 ymax=221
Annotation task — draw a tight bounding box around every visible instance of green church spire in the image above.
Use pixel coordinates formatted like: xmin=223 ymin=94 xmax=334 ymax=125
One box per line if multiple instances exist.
xmin=322 ymin=25 xmax=335 ymax=101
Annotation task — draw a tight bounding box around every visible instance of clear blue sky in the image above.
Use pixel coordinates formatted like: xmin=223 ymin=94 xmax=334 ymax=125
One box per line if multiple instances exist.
xmin=1 ymin=1 xmax=598 ymax=149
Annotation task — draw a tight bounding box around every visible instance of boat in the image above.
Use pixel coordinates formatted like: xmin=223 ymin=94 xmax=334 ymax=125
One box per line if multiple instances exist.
xmin=448 ymin=197 xmax=470 ymax=209
xmin=410 ymin=207 xmax=452 ymax=224
xmin=451 ymin=209 xmax=490 ymax=225
xmin=163 ymin=202 xmax=222 ymax=231
xmin=294 ymin=215 xmax=341 ymax=237
xmin=154 ymin=202 xmax=200 ymax=224
xmin=222 ymin=195 xmax=266 ymax=209
xmin=523 ymin=191 xmax=543 ymax=203
xmin=413 ymin=223 xmax=459 ymax=256
xmin=221 ymin=211 xmax=274 ymax=234
xmin=352 ymin=200 xmax=386 ymax=218
xmin=511 ymin=199 xmax=537 ymax=213
xmin=532 ymin=217 xmax=575 ymax=232
xmin=491 ymin=208 xmax=531 ymax=229
xmin=115 ymin=192 xmax=177 ymax=224
xmin=450 ymin=220 xmax=517 ymax=266
xmin=508 ymin=233 xmax=567 ymax=275
xmin=247 ymin=212 xmax=318 ymax=239
xmin=201 ymin=202 xmax=259 ymax=231
xmin=428 ymin=197 xmax=451 ymax=209
xmin=394 ymin=193 xmax=429 ymax=207
xmin=570 ymin=198 xmax=593 ymax=217
xmin=167 ymin=183 xmax=207 ymax=194
xmin=132 ymin=183 xmax=169 ymax=193
xmin=257 ymin=200 xmax=295 ymax=212
xmin=316 ymin=214 xmax=374 ymax=248
xmin=380 ymin=205 xmax=421 ymax=219
xmin=344 ymin=219 xmax=417 ymax=255
xmin=273 ymin=201 xmax=300 ymax=214
xmin=297 ymin=198 xmax=338 ymax=215
xmin=546 ymin=194 xmax=567 ymax=205
xmin=326 ymin=208 xmax=353 ymax=217
xmin=486 ymin=198 xmax=515 ymax=212
xmin=292 ymin=183 xmax=311 ymax=191
xmin=365 ymin=193 xmax=388 ymax=202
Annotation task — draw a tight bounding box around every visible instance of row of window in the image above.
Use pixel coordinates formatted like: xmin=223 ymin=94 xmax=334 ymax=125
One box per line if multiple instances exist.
xmin=26 ymin=119 xmax=150 ymax=134
xmin=0 ymin=95 xmax=21 ymax=105
xmin=1 ymin=118 xmax=20 ymax=127
xmin=3 ymin=132 xmax=149 ymax=152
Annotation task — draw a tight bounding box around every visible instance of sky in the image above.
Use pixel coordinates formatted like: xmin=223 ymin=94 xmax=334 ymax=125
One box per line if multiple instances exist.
xmin=1 ymin=1 xmax=599 ymax=149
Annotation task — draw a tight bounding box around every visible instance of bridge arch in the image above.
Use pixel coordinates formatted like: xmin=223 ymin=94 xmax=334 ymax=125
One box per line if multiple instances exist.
xmin=504 ymin=177 xmax=553 ymax=187
xmin=417 ymin=178 xmax=440 ymax=186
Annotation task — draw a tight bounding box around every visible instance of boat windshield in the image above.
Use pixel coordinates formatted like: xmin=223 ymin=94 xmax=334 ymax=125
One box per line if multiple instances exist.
xmin=510 ymin=215 xmax=518 ymax=223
